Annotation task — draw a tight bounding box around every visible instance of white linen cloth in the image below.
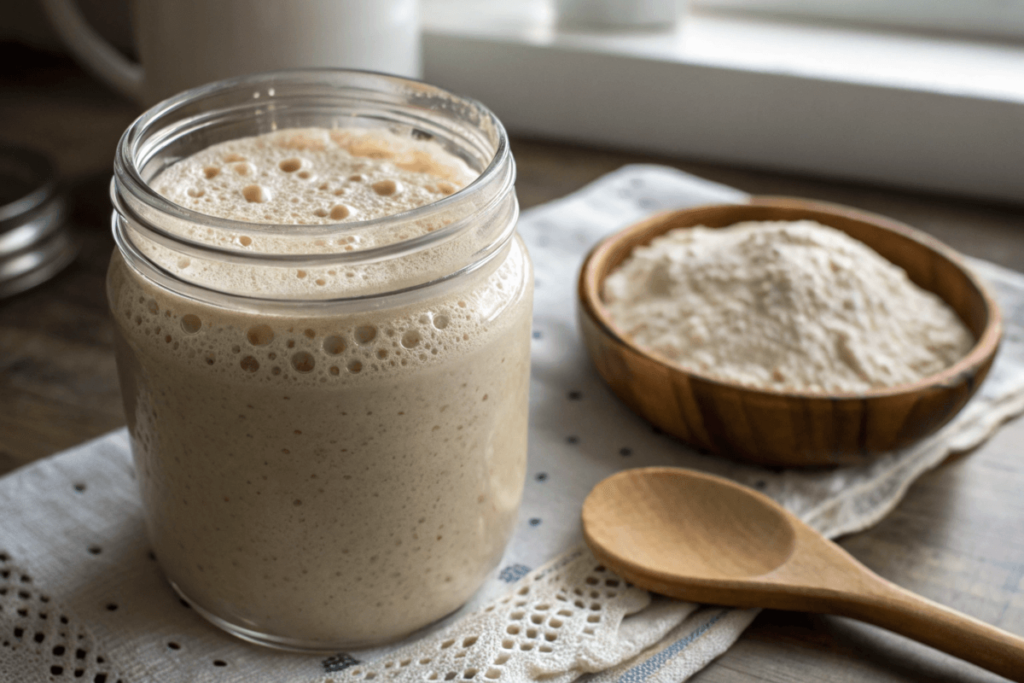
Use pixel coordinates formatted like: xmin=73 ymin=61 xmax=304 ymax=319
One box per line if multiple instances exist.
xmin=3 ymin=165 xmax=1024 ymax=683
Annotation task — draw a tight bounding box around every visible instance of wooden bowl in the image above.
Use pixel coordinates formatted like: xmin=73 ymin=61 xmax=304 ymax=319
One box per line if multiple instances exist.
xmin=577 ymin=197 xmax=1002 ymax=467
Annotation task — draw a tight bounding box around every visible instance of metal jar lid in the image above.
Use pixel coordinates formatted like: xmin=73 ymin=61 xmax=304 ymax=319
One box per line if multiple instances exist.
xmin=0 ymin=146 xmax=75 ymax=298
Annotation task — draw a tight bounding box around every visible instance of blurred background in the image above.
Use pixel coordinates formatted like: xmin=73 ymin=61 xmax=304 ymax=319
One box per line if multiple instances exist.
xmin=4 ymin=0 xmax=1023 ymax=200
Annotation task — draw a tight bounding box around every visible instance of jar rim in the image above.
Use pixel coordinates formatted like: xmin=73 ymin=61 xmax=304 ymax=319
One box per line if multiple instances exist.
xmin=112 ymin=69 xmax=513 ymax=261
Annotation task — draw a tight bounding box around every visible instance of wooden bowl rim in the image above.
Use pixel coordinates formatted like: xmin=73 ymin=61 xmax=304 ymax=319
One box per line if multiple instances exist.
xmin=578 ymin=196 xmax=1003 ymax=401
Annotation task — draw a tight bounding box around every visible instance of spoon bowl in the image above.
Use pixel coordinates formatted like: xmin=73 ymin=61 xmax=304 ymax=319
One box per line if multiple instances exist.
xmin=586 ymin=469 xmax=795 ymax=581
xmin=583 ymin=467 xmax=1024 ymax=681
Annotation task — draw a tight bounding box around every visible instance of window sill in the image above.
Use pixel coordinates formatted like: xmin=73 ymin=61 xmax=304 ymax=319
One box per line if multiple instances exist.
xmin=422 ymin=2 xmax=1024 ymax=204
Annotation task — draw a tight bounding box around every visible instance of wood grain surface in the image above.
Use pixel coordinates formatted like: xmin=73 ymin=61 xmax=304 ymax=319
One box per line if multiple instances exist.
xmin=578 ymin=200 xmax=1002 ymax=466
xmin=583 ymin=468 xmax=1024 ymax=681
xmin=1 ymin=45 xmax=1023 ymax=683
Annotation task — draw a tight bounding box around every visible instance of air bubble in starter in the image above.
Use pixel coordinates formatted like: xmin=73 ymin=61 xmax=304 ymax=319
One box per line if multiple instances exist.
xmin=402 ymin=330 xmax=421 ymax=349
xmin=372 ymin=179 xmax=400 ymax=196
xmin=292 ymin=352 xmax=316 ymax=373
xmin=355 ymin=326 xmax=377 ymax=344
xmin=247 ymin=325 xmax=274 ymax=346
xmin=323 ymin=336 xmax=346 ymax=355
xmin=242 ymin=185 xmax=270 ymax=203
xmin=181 ymin=315 xmax=202 ymax=334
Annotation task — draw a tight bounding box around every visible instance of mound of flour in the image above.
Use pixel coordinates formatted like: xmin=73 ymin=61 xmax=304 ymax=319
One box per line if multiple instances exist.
xmin=602 ymin=220 xmax=974 ymax=393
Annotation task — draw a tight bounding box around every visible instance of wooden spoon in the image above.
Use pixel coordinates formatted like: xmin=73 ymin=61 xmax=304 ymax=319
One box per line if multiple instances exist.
xmin=582 ymin=467 xmax=1024 ymax=681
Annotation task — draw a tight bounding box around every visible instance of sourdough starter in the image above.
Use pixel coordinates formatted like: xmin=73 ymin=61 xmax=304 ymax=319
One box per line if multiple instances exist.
xmin=108 ymin=128 xmax=533 ymax=647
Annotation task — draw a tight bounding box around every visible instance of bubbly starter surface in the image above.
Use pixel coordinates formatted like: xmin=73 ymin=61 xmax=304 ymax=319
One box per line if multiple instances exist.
xmin=153 ymin=127 xmax=469 ymax=225
xmin=108 ymin=128 xmax=533 ymax=647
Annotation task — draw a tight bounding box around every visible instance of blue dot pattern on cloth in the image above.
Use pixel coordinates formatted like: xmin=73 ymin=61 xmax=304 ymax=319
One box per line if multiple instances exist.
xmin=498 ymin=564 xmax=532 ymax=583
xmin=323 ymin=653 xmax=360 ymax=673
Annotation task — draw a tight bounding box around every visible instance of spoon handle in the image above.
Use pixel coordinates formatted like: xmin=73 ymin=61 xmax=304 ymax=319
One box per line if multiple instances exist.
xmin=842 ymin=575 xmax=1024 ymax=682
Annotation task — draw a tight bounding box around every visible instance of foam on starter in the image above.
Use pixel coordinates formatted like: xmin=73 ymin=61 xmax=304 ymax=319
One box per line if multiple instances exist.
xmin=108 ymin=127 xmax=533 ymax=647
xmin=155 ymin=127 xmax=471 ymax=226
xmin=135 ymin=128 xmax=499 ymax=301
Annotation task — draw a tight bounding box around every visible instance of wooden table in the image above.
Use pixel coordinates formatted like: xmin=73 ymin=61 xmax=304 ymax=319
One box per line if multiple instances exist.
xmin=2 ymin=47 xmax=1022 ymax=682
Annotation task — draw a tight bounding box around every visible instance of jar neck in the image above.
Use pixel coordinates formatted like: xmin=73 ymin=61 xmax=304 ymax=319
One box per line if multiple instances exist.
xmin=111 ymin=70 xmax=517 ymax=307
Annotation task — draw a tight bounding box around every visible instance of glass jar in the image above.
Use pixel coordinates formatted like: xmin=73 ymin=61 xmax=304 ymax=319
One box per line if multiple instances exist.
xmin=107 ymin=71 xmax=532 ymax=651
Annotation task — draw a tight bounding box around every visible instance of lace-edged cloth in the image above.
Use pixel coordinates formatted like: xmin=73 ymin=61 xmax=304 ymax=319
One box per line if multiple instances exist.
xmin=326 ymin=549 xmax=694 ymax=683
xmin=0 ymin=553 xmax=124 ymax=683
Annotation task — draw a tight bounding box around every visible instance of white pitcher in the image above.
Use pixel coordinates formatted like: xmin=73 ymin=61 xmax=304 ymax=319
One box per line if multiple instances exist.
xmin=41 ymin=0 xmax=421 ymax=105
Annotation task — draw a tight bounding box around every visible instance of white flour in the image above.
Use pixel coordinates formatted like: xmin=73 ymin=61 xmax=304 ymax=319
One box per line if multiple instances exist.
xmin=602 ymin=220 xmax=974 ymax=393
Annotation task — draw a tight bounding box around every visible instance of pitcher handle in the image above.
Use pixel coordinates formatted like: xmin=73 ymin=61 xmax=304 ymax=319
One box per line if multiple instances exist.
xmin=40 ymin=0 xmax=143 ymax=102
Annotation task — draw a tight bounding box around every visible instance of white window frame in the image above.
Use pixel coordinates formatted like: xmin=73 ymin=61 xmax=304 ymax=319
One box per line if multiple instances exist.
xmin=695 ymin=0 xmax=1024 ymax=42
xmin=423 ymin=0 xmax=1024 ymax=204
